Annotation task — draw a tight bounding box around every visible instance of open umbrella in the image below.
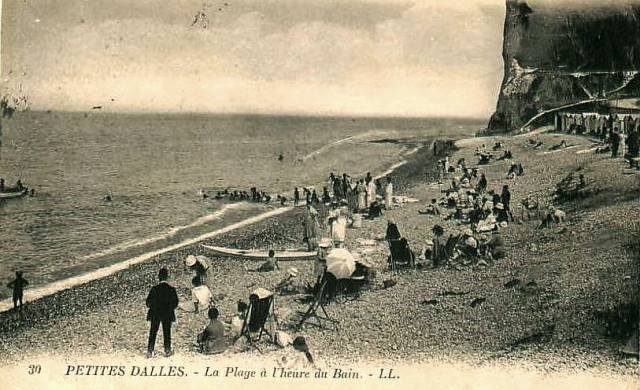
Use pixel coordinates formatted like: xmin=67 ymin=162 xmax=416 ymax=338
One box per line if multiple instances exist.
xmin=325 ymin=248 xmax=356 ymax=279
xmin=325 ymin=248 xmax=356 ymax=267
xmin=326 ymin=260 xmax=356 ymax=280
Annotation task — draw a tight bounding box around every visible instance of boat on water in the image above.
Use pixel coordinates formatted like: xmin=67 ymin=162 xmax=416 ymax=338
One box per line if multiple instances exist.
xmin=0 ymin=188 xmax=28 ymax=199
xmin=201 ymin=244 xmax=317 ymax=261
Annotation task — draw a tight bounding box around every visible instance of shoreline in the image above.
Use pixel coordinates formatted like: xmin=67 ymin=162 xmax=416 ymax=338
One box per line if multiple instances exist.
xmin=0 ymin=132 xmax=636 ymax=377
xmin=0 ymin=138 xmax=444 ymax=315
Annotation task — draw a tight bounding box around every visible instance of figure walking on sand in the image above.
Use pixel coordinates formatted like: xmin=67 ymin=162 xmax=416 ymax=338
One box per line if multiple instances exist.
xmin=328 ymin=200 xmax=350 ymax=248
xmin=366 ymin=178 xmax=377 ymax=208
xmin=7 ymin=271 xmax=28 ymax=310
xmin=146 ymin=267 xmax=179 ymax=358
xmin=356 ymin=179 xmax=366 ymax=212
xmin=303 ymin=204 xmax=320 ymax=251
xmin=384 ymin=177 xmax=393 ymax=210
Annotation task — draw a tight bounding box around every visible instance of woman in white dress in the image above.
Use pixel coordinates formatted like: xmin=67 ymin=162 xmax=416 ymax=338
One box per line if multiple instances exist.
xmin=328 ymin=202 xmax=349 ymax=247
xmin=366 ymin=179 xmax=377 ymax=208
xmin=384 ymin=178 xmax=393 ymax=209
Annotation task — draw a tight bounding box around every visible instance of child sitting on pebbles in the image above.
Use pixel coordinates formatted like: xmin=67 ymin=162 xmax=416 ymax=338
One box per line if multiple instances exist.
xmin=197 ymin=307 xmax=227 ymax=355
xmin=257 ymin=250 xmax=280 ymax=272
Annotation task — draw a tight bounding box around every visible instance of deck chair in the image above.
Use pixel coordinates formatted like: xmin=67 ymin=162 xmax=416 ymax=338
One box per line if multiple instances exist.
xmin=238 ymin=288 xmax=277 ymax=352
xmin=387 ymin=237 xmax=416 ymax=273
xmin=297 ymin=272 xmax=339 ymax=330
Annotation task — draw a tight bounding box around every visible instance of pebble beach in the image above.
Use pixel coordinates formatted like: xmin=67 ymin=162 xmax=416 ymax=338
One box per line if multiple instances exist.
xmin=0 ymin=131 xmax=637 ymax=379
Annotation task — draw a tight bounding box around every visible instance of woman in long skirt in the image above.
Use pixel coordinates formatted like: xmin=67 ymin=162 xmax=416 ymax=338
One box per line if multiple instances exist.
xmin=356 ymin=180 xmax=366 ymax=212
xmin=303 ymin=205 xmax=320 ymax=251
xmin=384 ymin=178 xmax=393 ymax=209
xmin=366 ymin=179 xmax=377 ymax=208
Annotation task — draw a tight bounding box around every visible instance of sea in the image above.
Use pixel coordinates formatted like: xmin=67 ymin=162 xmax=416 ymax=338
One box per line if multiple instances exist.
xmin=0 ymin=111 xmax=483 ymax=300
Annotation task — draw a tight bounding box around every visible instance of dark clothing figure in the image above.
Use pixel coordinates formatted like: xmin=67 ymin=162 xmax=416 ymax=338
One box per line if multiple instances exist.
xmin=342 ymin=175 xmax=349 ymax=197
xmin=501 ymin=187 xmax=511 ymax=212
xmin=294 ymin=188 xmax=300 ymax=206
xmin=486 ymin=234 xmax=505 ymax=259
xmin=146 ymin=279 xmax=179 ymax=356
xmin=626 ymin=131 xmax=639 ymax=158
xmin=333 ymin=180 xmax=342 ymax=199
xmin=431 ymin=225 xmax=447 ymax=267
xmin=611 ymin=131 xmax=621 ymax=158
xmin=477 ymin=174 xmax=487 ymax=193
xmin=322 ymin=187 xmax=331 ymax=204
xmin=198 ymin=319 xmax=226 ymax=354
xmin=7 ymin=272 xmax=28 ymax=310
xmin=385 ymin=222 xmax=401 ymax=241
xmin=492 ymin=193 xmax=501 ymax=207
xmin=496 ymin=209 xmax=509 ymax=223
xmin=368 ymin=201 xmax=383 ymax=219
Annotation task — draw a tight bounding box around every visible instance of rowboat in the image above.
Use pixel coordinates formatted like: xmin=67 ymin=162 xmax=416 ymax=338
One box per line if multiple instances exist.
xmin=0 ymin=188 xmax=28 ymax=199
xmin=201 ymin=244 xmax=317 ymax=261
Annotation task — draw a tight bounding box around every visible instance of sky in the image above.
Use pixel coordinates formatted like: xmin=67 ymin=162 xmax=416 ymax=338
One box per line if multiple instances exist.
xmin=1 ymin=0 xmax=510 ymax=118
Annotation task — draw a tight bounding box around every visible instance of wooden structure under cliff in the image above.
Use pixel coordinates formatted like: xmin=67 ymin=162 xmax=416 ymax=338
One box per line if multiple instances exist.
xmin=488 ymin=0 xmax=640 ymax=133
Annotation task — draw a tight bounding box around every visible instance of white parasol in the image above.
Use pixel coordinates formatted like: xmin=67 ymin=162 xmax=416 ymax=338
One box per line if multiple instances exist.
xmin=325 ymin=248 xmax=356 ymax=279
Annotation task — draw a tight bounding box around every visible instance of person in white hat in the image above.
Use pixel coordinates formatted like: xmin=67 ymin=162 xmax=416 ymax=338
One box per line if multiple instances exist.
xmin=314 ymin=239 xmax=331 ymax=283
xmin=275 ymin=267 xmax=301 ymax=295
xmin=185 ymin=254 xmax=210 ymax=284
xmin=328 ymin=203 xmax=349 ymax=248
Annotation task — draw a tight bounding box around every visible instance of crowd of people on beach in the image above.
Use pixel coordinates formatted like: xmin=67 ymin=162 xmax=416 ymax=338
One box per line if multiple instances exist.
xmin=417 ymin=147 xmax=517 ymax=268
xmin=141 ymin=167 xmax=403 ymax=363
xmin=6 ymin=136 xmax=586 ymax=363
xmin=555 ymin=112 xmax=640 ymax=167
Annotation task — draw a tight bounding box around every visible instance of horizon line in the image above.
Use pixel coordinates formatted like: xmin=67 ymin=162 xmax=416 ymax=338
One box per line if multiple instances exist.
xmin=16 ymin=108 xmax=490 ymax=122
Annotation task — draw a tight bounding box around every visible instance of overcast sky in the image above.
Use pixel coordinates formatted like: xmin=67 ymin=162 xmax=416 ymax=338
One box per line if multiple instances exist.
xmin=1 ymin=0 xmax=510 ymax=118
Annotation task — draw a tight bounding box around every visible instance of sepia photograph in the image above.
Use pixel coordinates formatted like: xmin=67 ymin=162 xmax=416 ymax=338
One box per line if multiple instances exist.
xmin=0 ymin=1 xmax=638 ymax=389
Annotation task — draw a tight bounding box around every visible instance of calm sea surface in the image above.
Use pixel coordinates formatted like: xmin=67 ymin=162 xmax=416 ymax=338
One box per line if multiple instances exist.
xmin=0 ymin=111 xmax=482 ymax=297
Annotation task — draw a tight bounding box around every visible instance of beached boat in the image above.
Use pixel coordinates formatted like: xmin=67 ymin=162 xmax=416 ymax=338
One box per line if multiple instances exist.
xmin=201 ymin=244 xmax=316 ymax=261
xmin=0 ymin=188 xmax=28 ymax=199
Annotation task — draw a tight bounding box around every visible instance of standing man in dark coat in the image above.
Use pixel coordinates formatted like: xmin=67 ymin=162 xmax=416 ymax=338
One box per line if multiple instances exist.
xmin=146 ymin=267 xmax=179 ymax=358
xmin=501 ymin=185 xmax=512 ymax=221
xmin=611 ymin=129 xmax=621 ymax=158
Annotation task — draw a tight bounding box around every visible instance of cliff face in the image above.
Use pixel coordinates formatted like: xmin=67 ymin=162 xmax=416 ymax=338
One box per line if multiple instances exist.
xmin=489 ymin=0 xmax=640 ymax=133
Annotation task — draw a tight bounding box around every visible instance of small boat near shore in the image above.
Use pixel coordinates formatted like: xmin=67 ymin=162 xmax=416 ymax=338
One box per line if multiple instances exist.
xmin=201 ymin=244 xmax=316 ymax=261
xmin=0 ymin=188 xmax=28 ymax=199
